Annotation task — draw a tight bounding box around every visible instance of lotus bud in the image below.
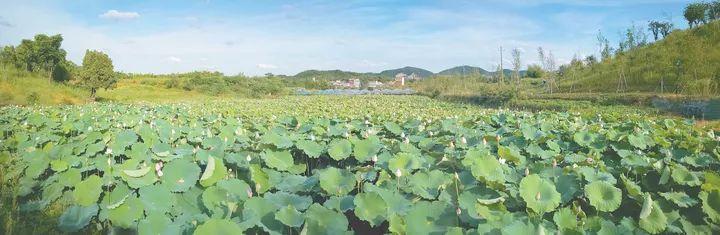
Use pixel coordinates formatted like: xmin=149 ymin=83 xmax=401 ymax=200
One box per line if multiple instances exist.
xmin=224 ymin=137 xmax=228 ymax=143
xmin=193 ymin=147 xmax=199 ymax=154
xmin=310 ymin=134 xmax=316 ymax=141
xmin=449 ymin=141 xmax=455 ymax=149
xmin=552 ymin=159 xmax=557 ymax=167
xmin=586 ymin=157 xmax=594 ymax=164
xmin=483 ymin=138 xmax=487 ymax=146
xmin=343 ymin=132 xmax=349 ymax=138
xmin=372 ymin=155 xmax=378 ymax=163
xmin=171 ymin=129 xmax=176 ymax=135
xmin=461 ymin=137 xmax=467 ymax=145
xmin=429 ymin=131 xmax=434 ymax=136
xmin=441 ymin=156 xmax=448 ymax=162
xmin=246 ymin=188 xmax=253 ymax=198
xmin=454 ymin=172 xmax=460 ymax=180
xmin=395 ymin=169 xmax=402 ymax=177
xmin=255 ymin=183 xmax=262 ymax=192
xmin=525 ymin=168 xmax=530 ymax=176
xmin=106 ymin=148 xmax=113 ymax=155
xmin=456 ymin=207 xmax=462 ymax=215
xmin=498 ymin=158 xmax=506 ymax=165
xmin=246 ymin=155 xmax=252 ymax=162
xmin=572 ymin=163 xmax=578 ymax=168
xmin=255 ymin=132 xmax=260 ymax=138
xmin=496 ymin=135 xmax=501 ymax=142
xmin=535 ymin=191 xmax=541 ymax=200
xmin=403 ymin=137 xmax=409 ymax=144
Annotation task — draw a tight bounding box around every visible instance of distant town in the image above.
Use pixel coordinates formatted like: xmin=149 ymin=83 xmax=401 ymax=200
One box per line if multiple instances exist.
xmin=328 ymin=72 xmax=423 ymax=89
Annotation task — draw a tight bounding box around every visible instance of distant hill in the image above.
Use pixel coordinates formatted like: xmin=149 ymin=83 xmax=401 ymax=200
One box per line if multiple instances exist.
xmin=438 ymin=65 xmax=490 ymax=76
xmin=379 ymin=66 xmax=434 ymax=78
xmin=293 ymin=70 xmax=382 ymax=80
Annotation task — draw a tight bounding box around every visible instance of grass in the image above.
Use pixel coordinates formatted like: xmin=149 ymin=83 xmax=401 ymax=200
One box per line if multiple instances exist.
xmin=97 ymin=79 xmax=215 ymax=103
xmin=0 ymin=67 xmax=88 ymax=106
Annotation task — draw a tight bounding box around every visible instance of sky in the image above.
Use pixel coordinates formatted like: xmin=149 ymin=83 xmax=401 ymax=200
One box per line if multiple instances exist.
xmin=0 ymin=0 xmax=692 ymax=76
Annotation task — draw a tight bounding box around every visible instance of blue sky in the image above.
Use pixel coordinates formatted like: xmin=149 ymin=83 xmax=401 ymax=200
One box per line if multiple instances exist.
xmin=0 ymin=0 xmax=691 ymax=75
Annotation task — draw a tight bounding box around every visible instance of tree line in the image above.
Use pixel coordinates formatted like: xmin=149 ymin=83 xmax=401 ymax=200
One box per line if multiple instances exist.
xmin=0 ymin=34 xmax=118 ymax=99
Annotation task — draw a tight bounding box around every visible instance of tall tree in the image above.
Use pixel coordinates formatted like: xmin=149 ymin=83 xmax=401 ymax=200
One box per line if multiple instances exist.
xmin=511 ymin=48 xmax=521 ymax=87
xmin=596 ymin=31 xmax=613 ymax=61
xmin=684 ymin=2 xmax=708 ymax=28
xmin=710 ymin=1 xmax=720 ymax=20
xmin=76 ymin=50 xmax=117 ymax=100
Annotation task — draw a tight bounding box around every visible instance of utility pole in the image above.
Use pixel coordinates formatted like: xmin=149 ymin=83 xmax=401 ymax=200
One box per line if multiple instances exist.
xmin=499 ymin=46 xmax=504 ymax=84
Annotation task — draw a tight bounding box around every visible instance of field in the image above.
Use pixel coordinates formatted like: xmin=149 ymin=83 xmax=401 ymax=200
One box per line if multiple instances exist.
xmin=1 ymin=95 xmax=719 ymax=234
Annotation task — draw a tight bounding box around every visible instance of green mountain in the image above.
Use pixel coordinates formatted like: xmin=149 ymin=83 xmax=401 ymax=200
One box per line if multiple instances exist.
xmin=293 ymin=69 xmax=381 ymax=80
xmin=379 ymin=66 xmax=434 ymax=78
xmin=438 ymin=65 xmax=490 ymax=76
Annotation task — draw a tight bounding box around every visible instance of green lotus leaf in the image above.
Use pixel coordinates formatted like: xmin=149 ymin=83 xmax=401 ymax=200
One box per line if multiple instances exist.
xmin=660 ymin=191 xmax=698 ymax=208
xmin=352 ymin=136 xmax=382 ymax=162
xmin=122 ymin=165 xmax=151 ymax=177
xmin=520 ymin=174 xmax=561 ymax=214
xmin=388 ymin=152 xmax=422 ymax=177
xmin=671 ymin=165 xmax=701 ymax=186
xmin=152 ymin=142 xmax=172 ymax=157
xmin=138 ymin=212 xmax=171 ymax=235
xmin=553 ymin=207 xmax=577 ymax=230
xmin=408 ymin=170 xmax=452 ymax=199
xmin=556 ymin=174 xmax=580 ymax=203
xmin=108 ymin=196 xmax=144 ymax=228
xmin=354 ymin=192 xmax=387 ymax=227
xmin=585 ymin=181 xmax=622 ymax=212
xmin=25 ymin=156 xmax=49 ymax=179
xmin=302 ymin=203 xmax=349 ymax=235
xmin=241 ymin=197 xmax=284 ymax=233
xmin=194 ymin=218 xmax=244 ymax=235
xmin=384 ymin=122 xmax=403 ymax=135
xmin=202 ymin=186 xmax=231 ymax=217
xmin=323 ymin=195 xmax=355 ymax=212
xmin=113 ymin=129 xmax=138 ymax=149
xmin=50 ymin=159 xmax=69 ymax=172
xmin=501 ymin=220 xmax=538 ymax=235
xmin=405 ymin=201 xmax=455 ymax=235
xmin=296 ymin=139 xmax=324 ymax=158
xmin=318 ymin=167 xmax=356 ymax=196
xmin=57 ymin=204 xmax=98 ymax=232
xmin=679 ymin=217 xmax=712 ymax=234
xmin=139 ymin=184 xmax=175 ymax=214
xmin=497 ymin=145 xmax=525 ymax=165
xmin=364 ymin=184 xmax=411 ymax=216
xmin=628 ymin=134 xmax=653 ymax=150
xmin=73 ymin=175 xmax=103 ymax=206
xmin=262 ymin=150 xmax=294 ymax=171
xmin=250 ymin=164 xmax=270 ymax=194
xmin=328 ymin=139 xmax=352 ymax=161
xmin=105 ymin=182 xmax=131 ymax=209
xmin=275 ymin=205 xmax=304 ymax=228
xmin=59 ymin=168 xmax=81 ymax=187
xmin=216 ymin=178 xmax=252 ymax=201
xmin=199 ymin=156 xmax=227 ymax=187
xmin=639 ymin=193 xmax=653 ymax=219
xmin=262 ymin=132 xmax=294 ymax=149
xmin=462 ymin=148 xmax=505 ymax=184
xmin=119 ymin=159 xmax=158 ymax=188
xmin=701 ymin=189 xmax=720 ymax=223
xmin=162 ymin=158 xmax=201 ymax=192
xmin=264 ymin=191 xmax=313 ymax=211
xmin=638 ymin=201 xmax=667 ymax=234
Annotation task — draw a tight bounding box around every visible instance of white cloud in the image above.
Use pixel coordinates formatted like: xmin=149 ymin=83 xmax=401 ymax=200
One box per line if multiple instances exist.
xmin=257 ymin=63 xmax=278 ymax=69
xmin=99 ymin=10 xmax=140 ymax=21
xmin=167 ymin=56 xmax=182 ymax=63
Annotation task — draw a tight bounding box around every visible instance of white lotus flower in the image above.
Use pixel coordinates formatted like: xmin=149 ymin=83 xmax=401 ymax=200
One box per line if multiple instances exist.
xmin=395 ymin=169 xmax=402 ymax=177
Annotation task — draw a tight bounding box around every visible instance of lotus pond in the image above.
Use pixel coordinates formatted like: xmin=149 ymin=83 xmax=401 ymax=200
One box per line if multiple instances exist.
xmin=0 ymin=95 xmax=719 ymax=234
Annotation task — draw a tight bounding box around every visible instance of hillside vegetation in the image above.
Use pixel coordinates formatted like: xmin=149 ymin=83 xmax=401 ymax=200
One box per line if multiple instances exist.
xmin=0 ymin=67 xmax=88 ymax=105
xmin=559 ymin=21 xmax=720 ymax=96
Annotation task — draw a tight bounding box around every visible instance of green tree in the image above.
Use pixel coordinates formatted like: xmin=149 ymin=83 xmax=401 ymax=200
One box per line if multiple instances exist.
xmin=11 ymin=34 xmax=67 ymax=76
xmin=525 ymin=64 xmax=544 ymax=78
xmin=709 ymin=1 xmax=720 ymax=20
xmin=648 ymin=20 xmax=672 ymax=41
xmin=685 ymin=2 xmax=708 ymax=28
xmin=76 ymin=50 xmax=117 ymax=100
